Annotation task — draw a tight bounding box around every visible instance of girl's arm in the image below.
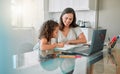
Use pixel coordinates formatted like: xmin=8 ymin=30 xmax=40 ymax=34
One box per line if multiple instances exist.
xmin=66 ymin=33 xmax=87 ymax=44
xmin=40 ymin=38 xmax=56 ymax=50
xmin=40 ymin=38 xmax=64 ymax=50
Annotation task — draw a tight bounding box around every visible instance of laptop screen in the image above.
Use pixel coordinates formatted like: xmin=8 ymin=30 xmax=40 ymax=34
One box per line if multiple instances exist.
xmin=90 ymin=29 xmax=106 ymax=54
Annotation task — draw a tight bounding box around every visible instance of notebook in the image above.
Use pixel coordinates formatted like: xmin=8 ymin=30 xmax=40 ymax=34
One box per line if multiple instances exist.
xmin=55 ymin=44 xmax=84 ymax=51
xmin=71 ymin=29 xmax=107 ymax=56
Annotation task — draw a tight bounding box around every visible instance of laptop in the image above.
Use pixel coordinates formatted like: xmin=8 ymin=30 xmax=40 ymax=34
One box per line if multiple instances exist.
xmin=70 ymin=29 xmax=107 ymax=56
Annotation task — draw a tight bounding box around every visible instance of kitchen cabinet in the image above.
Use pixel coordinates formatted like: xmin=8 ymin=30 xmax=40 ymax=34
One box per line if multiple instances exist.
xmin=49 ymin=0 xmax=61 ymax=12
xmin=49 ymin=0 xmax=72 ymax=12
xmin=81 ymin=28 xmax=93 ymax=42
xmin=73 ymin=0 xmax=96 ymax=11
xmin=49 ymin=0 xmax=96 ymax=12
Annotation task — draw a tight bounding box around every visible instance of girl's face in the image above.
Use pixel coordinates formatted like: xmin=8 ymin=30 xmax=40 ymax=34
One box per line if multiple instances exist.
xmin=62 ymin=13 xmax=73 ymax=27
xmin=52 ymin=26 xmax=59 ymax=38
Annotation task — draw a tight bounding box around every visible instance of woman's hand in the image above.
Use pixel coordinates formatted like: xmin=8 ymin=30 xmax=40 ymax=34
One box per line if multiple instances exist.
xmin=65 ymin=40 xmax=77 ymax=45
xmin=65 ymin=33 xmax=87 ymax=44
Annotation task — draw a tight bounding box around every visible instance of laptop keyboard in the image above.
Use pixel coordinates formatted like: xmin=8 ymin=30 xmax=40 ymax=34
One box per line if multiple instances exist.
xmin=80 ymin=48 xmax=89 ymax=53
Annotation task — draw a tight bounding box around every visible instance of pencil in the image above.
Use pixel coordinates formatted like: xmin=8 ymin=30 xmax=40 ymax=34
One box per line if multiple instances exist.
xmin=58 ymin=55 xmax=81 ymax=58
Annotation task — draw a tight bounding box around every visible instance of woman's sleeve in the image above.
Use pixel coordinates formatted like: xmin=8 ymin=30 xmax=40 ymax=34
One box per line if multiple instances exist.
xmin=74 ymin=27 xmax=83 ymax=37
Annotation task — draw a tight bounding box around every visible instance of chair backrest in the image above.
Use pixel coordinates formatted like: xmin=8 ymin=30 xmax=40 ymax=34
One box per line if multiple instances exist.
xmin=12 ymin=27 xmax=36 ymax=54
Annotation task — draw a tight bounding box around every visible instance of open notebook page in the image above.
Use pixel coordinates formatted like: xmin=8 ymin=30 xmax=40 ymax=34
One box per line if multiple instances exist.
xmin=55 ymin=44 xmax=84 ymax=51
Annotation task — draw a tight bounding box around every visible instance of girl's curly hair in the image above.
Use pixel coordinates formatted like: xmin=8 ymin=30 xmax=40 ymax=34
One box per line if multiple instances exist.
xmin=39 ymin=20 xmax=59 ymax=42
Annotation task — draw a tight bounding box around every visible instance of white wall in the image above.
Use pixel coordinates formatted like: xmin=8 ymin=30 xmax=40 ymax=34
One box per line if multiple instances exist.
xmin=99 ymin=0 xmax=120 ymax=42
xmin=33 ymin=0 xmax=49 ymax=42
xmin=44 ymin=0 xmax=49 ymax=21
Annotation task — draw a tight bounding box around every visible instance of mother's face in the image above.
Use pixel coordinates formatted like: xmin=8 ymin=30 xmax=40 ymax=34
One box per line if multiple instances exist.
xmin=62 ymin=13 xmax=73 ymax=27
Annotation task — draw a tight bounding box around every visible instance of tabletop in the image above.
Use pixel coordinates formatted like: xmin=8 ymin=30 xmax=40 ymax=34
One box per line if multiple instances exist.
xmin=13 ymin=46 xmax=110 ymax=74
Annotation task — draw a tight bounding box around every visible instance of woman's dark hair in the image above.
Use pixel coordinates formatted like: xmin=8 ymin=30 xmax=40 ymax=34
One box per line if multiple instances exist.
xmin=59 ymin=7 xmax=79 ymax=31
xmin=39 ymin=20 xmax=59 ymax=42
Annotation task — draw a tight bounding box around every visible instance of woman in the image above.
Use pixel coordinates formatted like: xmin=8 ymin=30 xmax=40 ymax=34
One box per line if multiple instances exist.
xmin=58 ymin=7 xmax=87 ymax=44
xmin=57 ymin=8 xmax=87 ymax=74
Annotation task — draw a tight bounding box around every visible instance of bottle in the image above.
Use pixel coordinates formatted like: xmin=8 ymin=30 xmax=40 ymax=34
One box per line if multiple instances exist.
xmin=109 ymin=35 xmax=119 ymax=48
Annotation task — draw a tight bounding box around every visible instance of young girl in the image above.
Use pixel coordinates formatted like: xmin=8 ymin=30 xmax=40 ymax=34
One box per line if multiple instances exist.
xmin=38 ymin=20 xmax=64 ymax=62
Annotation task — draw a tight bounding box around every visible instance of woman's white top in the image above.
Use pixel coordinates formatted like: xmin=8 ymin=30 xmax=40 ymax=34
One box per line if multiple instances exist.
xmin=57 ymin=27 xmax=82 ymax=43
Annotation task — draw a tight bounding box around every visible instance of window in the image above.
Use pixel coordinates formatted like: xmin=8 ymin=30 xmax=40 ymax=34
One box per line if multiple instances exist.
xmin=11 ymin=0 xmax=44 ymax=28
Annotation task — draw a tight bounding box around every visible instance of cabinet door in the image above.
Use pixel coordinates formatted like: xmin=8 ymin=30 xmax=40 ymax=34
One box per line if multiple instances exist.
xmin=49 ymin=0 xmax=73 ymax=12
xmin=73 ymin=0 xmax=96 ymax=10
xmin=49 ymin=0 xmax=61 ymax=12
xmin=73 ymin=0 xmax=89 ymax=10
xmin=60 ymin=0 xmax=72 ymax=11
xmin=49 ymin=0 xmax=96 ymax=12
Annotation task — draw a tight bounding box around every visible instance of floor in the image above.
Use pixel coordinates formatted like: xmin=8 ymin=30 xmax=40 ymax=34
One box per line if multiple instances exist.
xmin=93 ymin=45 xmax=120 ymax=74
xmin=93 ymin=55 xmax=116 ymax=74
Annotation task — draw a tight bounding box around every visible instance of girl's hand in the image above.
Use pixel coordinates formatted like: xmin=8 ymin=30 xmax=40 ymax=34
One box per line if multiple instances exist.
xmin=65 ymin=41 xmax=71 ymax=44
xmin=57 ymin=42 xmax=64 ymax=48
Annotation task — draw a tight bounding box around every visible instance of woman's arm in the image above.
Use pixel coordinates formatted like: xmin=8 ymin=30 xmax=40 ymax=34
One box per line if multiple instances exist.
xmin=78 ymin=32 xmax=87 ymax=43
xmin=66 ymin=33 xmax=87 ymax=44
